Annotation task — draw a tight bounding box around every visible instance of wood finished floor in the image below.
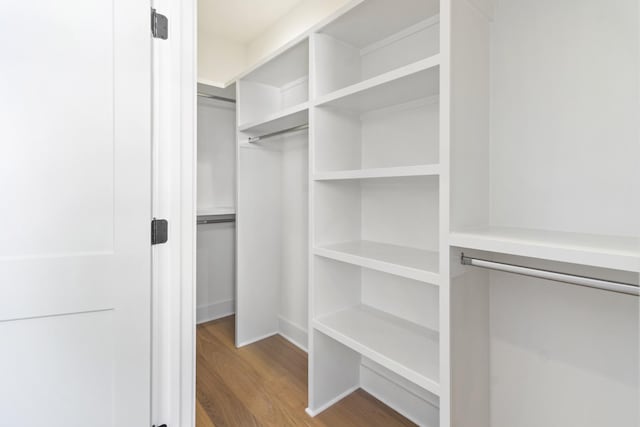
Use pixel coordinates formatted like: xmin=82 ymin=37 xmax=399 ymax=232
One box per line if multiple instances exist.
xmin=196 ymin=316 xmax=416 ymax=427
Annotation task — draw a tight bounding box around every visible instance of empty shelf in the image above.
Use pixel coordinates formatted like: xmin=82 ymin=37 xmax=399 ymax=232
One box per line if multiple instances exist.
xmin=197 ymin=206 xmax=236 ymax=216
xmin=450 ymin=227 xmax=640 ymax=272
xmin=313 ymin=305 xmax=440 ymax=395
xmin=314 ymin=56 xmax=440 ymax=113
xmin=314 ymin=240 xmax=440 ymax=284
xmin=314 ymin=165 xmax=440 ymax=181
xmin=238 ymin=102 xmax=309 ymax=136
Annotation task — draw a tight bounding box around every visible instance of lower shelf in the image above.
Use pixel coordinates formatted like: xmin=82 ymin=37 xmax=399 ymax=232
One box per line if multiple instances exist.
xmin=313 ymin=305 xmax=440 ymax=395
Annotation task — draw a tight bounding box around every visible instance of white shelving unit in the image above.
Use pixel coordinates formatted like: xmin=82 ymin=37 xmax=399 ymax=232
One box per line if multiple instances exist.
xmin=308 ymin=1 xmax=446 ymax=425
xmin=234 ymin=0 xmax=638 ymax=426
xmin=235 ymin=38 xmax=311 ymax=349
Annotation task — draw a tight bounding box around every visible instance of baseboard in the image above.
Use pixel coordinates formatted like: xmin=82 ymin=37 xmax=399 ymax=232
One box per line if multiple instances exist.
xmin=278 ymin=316 xmax=308 ymax=352
xmin=305 ymin=385 xmax=360 ymax=417
xmin=196 ymin=299 xmax=235 ymax=324
xmin=236 ymin=331 xmax=278 ymax=348
xmin=360 ymin=359 xmax=440 ymax=426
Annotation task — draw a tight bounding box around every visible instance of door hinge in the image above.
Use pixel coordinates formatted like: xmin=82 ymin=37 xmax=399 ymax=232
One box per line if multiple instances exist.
xmin=151 ymin=8 xmax=168 ymax=40
xmin=151 ymin=218 xmax=168 ymax=245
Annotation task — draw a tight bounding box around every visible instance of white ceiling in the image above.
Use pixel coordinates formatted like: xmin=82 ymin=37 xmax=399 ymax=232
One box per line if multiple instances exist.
xmin=198 ymin=0 xmax=302 ymax=43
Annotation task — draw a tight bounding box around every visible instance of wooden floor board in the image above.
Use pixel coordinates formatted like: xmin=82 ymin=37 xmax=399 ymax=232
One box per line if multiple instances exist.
xmin=196 ymin=316 xmax=417 ymax=427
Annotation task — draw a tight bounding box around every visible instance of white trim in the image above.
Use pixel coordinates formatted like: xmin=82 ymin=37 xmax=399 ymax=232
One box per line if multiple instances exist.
xmin=196 ymin=300 xmax=235 ymax=324
xmin=151 ymin=0 xmax=197 ymax=426
xmin=236 ymin=331 xmax=279 ymax=348
xmin=278 ymin=317 xmax=309 ymax=351
xmin=361 ymin=365 xmax=439 ymax=427
xmin=305 ymin=385 xmax=360 ymax=417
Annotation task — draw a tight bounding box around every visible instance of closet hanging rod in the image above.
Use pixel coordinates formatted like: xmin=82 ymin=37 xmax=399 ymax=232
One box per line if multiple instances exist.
xmin=197 ymin=214 xmax=235 ymax=225
xmin=197 ymin=93 xmax=236 ymax=103
xmin=460 ymin=254 xmax=639 ymax=296
xmin=248 ymin=124 xmax=309 ymax=143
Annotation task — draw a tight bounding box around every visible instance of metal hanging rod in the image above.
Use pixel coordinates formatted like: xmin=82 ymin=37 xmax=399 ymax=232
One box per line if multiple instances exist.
xmin=197 ymin=214 xmax=235 ymax=225
xmin=248 ymin=124 xmax=309 ymax=143
xmin=461 ymin=254 xmax=639 ymax=296
xmin=197 ymin=93 xmax=236 ymax=103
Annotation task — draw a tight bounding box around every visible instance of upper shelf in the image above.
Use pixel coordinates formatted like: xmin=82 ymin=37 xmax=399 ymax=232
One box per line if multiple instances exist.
xmin=314 ymin=56 xmax=440 ymax=113
xmin=238 ymin=102 xmax=309 ymax=137
xmin=197 ymin=206 xmax=235 ymax=216
xmin=318 ymin=0 xmax=439 ymax=49
xmin=449 ymin=227 xmax=640 ymax=272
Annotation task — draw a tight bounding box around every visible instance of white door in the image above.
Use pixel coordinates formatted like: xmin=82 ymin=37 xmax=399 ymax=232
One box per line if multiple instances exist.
xmin=0 ymin=1 xmax=151 ymax=426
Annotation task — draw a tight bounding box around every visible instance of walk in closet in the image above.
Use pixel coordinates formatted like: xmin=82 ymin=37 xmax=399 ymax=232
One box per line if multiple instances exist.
xmin=200 ymin=0 xmax=639 ymax=425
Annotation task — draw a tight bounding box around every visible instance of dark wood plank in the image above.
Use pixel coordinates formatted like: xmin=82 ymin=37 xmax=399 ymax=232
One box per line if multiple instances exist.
xmin=196 ymin=316 xmax=417 ymax=427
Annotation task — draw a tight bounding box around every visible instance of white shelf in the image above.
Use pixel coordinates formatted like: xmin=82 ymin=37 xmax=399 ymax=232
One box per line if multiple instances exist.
xmin=197 ymin=206 xmax=235 ymax=216
xmin=450 ymin=226 xmax=640 ymax=272
xmin=238 ymin=102 xmax=309 ymax=136
xmin=318 ymin=0 xmax=439 ymax=49
xmin=313 ymin=305 xmax=440 ymax=395
xmin=314 ymin=165 xmax=440 ymax=181
xmin=314 ymin=240 xmax=440 ymax=284
xmin=314 ymin=56 xmax=440 ymax=113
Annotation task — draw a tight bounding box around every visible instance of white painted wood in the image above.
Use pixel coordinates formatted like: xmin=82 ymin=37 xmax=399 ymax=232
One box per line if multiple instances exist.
xmin=197 ymin=206 xmax=236 ymax=216
xmin=0 ymin=1 xmax=151 ymax=425
xmin=307 ymin=1 xmax=447 ymax=421
xmin=450 ymin=227 xmax=640 ymax=273
xmin=151 ymin=0 xmax=197 ymax=425
xmin=236 ymin=35 xmax=310 ymax=349
xmin=315 ymin=56 xmax=440 ymax=112
xmin=448 ymin=0 xmax=640 ymax=426
xmin=307 ymin=329 xmax=361 ymax=414
xmin=278 ymin=316 xmax=309 ymax=351
xmin=314 ymin=97 xmax=440 ymax=173
xmin=361 ymin=359 xmax=440 ymax=426
xmin=313 ymin=305 xmax=440 ymax=395
xmin=238 ymin=102 xmax=309 ymax=136
xmin=314 ymin=164 xmax=440 ymax=181
xmin=235 ymin=137 xmax=283 ymax=346
xmin=319 ymin=0 xmax=439 ymax=49
xmin=315 ymin=241 xmax=440 ymax=285
xmin=238 ymin=39 xmax=310 ymax=126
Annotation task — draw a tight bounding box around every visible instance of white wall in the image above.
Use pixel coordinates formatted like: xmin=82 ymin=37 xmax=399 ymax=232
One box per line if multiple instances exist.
xmin=246 ymin=0 xmax=351 ymax=67
xmin=198 ymin=32 xmax=246 ymax=87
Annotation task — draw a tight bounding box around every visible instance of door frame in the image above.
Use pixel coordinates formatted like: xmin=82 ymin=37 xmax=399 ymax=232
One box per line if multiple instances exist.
xmin=151 ymin=0 xmax=197 ymax=426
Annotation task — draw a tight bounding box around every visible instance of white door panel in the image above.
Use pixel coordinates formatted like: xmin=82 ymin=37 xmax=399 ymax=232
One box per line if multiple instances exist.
xmin=0 ymin=0 xmax=151 ymax=425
